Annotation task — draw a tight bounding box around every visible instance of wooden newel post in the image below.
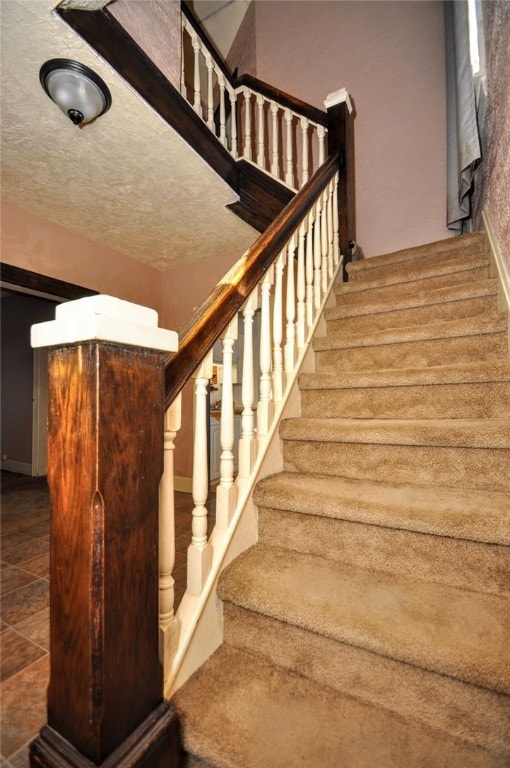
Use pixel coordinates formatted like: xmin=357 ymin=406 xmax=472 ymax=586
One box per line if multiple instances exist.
xmin=325 ymin=88 xmax=355 ymax=280
xmin=30 ymin=296 xmax=182 ymax=768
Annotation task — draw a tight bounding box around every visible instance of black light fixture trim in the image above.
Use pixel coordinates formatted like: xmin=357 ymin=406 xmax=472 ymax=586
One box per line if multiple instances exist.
xmin=39 ymin=58 xmax=112 ymax=125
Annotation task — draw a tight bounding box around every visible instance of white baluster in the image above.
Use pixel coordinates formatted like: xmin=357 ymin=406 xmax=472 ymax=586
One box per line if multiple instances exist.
xmin=257 ymin=266 xmax=274 ymax=443
xmin=321 ymin=189 xmax=329 ymax=294
xmin=230 ymin=89 xmax=238 ymax=159
xmin=271 ymin=102 xmax=279 ymax=178
xmin=333 ymin=171 xmax=340 ymax=266
xmin=219 ymin=72 xmax=226 ymax=146
xmin=257 ymin=93 xmax=265 ymax=168
xmin=192 ymin=34 xmax=202 ymax=116
xmin=296 ymin=222 xmax=307 ymax=349
xmin=272 ymin=249 xmax=286 ymax=402
xmin=159 ymin=394 xmax=181 ymax=660
xmin=237 ymin=290 xmax=258 ymax=485
xmin=318 ymin=125 xmax=326 ymax=168
xmin=216 ymin=316 xmax=238 ymax=528
xmin=313 ymin=198 xmax=322 ymax=309
xmin=305 ymin=212 xmax=315 ymax=330
xmin=327 ymin=180 xmax=335 ymax=278
xmin=187 ymin=350 xmax=213 ymax=595
xmin=285 ymin=108 xmax=294 ymax=187
xmin=300 ymin=115 xmax=309 ymax=187
xmin=180 ymin=20 xmax=187 ymax=98
xmin=284 ymin=235 xmax=296 ymax=374
xmin=244 ymin=87 xmax=252 ymax=161
xmin=205 ymin=53 xmax=214 ymax=129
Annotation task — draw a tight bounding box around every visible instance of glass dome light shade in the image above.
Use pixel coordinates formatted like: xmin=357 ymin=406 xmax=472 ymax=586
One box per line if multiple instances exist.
xmin=40 ymin=59 xmax=111 ymax=125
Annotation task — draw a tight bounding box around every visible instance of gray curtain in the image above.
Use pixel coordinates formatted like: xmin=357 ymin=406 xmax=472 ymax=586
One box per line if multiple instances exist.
xmin=444 ymin=0 xmax=482 ymax=232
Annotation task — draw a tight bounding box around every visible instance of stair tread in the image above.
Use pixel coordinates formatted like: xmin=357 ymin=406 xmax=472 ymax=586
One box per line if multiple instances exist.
xmin=314 ymin=312 xmax=507 ymax=350
xmin=347 ymin=232 xmax=487 ymax=275
xmin=218 ymin=545 xmax=510 ymax=694
xmin=254 ymin=472 xmax=510 ymax=545
xmin=280 ymin=417 xmax=510 ymax=448
xmin=299 ymin=361 xmax=510 ymax=389
xmin=336 ymin=263 xmax=489 ymax=296
xmin=347 ymin=250 xmax=489 ymax=290
xmin=173 ymin=645 xmax=508 ymax=768
xmin=326 ymin=279 xmax=498 ymax=319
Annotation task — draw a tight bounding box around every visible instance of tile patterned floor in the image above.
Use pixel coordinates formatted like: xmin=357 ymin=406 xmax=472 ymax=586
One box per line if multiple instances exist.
xmin=0 ymin=471 xmax=214 ymax=766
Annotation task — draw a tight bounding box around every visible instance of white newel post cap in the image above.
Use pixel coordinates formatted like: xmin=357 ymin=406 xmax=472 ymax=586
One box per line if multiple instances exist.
xmin=324 ymin=88 xmax=353 ymax=114
xmin=31 ymin=294 xmax=178 ymax=353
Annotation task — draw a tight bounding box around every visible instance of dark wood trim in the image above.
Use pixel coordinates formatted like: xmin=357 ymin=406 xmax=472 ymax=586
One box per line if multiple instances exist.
xmin=165 ymin=153 xmax=339 ymax=408
xmin=234 ymin=74 xmax=328 ymax=127
xmin=327 ymin=100 xmax=355 ymax=279
xmin=0 ymin=264 xmax=96 ymax=302
xmin=181 ymin=1 xmax=232 ymax=82
xmin=58 ymin=7 xmax=239 ymax=190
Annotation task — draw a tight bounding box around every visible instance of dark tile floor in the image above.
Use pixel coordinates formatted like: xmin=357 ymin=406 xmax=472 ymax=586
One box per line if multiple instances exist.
xmin=0 ymin=471 xmax=214 ymax=767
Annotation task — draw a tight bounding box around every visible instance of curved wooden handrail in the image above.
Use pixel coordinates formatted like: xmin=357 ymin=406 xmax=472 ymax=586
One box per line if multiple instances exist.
xmin=234 ymin=74 xmax=328 ymax=127
xmin=164 ymin=152 xmax=339 ymax=408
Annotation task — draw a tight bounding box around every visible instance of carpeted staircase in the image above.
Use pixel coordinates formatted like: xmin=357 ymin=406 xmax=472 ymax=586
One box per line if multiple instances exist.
xmin=173 ymin=231 xmax=510 ymax=768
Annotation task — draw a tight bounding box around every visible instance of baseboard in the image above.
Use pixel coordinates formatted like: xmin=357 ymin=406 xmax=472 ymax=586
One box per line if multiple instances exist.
xmin=1 ymin=459 xmax=32 ymax=475
xmin=174 ymin=476 xmax=193 ymax=493
xmin=482 ymin=208 xmax=510 ymax=314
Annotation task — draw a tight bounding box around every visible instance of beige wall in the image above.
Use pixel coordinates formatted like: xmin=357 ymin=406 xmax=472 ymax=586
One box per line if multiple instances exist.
xmin=109 ymin=0 xmax=181 ymax=90
xmin=1 ymin=200 xmax=162 ymax=311
xmin=253 ymin=0 xmax=451 ymax=258
xmin=475 ymin=1 xmax=510 ymax=265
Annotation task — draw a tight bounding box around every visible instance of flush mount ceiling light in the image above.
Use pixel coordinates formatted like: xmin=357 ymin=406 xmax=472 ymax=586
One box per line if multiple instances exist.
xmin=39 ymin=59 xmax=112 ymax=126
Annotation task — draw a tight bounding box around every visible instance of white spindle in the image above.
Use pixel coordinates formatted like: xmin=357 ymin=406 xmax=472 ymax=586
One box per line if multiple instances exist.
xmin=313 ymin=199 xmax=322 ymax=309
xmin=192 ymin=34 xmax=202 ymax=116
xmin=318 ymin=125 xmax=326 ymax=167
xmin=216 ymin=316 xmax=238 ymax=528
xmin=219 ymin=72 xmax=226 ymax=146
xmin=159 ymin=394 xmax=181 ymax=659
xmin=284 ymin=236 xmax=296 ymax=373
xmin=285 ymin=108 xmax=294 ymax=187
xmin=244 ymin=87 xmax=252 ymax=161
xmin=321 ymin=190 xmax=329 ymax=294
xmin=230 ymin=90 xmax=238 ymax=158
xmin=237 ymin=291 xmax=258 ymax=484
xmin=327 ymin=181 xmax=335 ymax=278
xmin=271 ymin=102 xmax=279 ymax=178
xmin=257 ymin=94 xmax=265 ymax=168
xmin=206 ymin=54 xmax=214 ymax=129
xmin=187 ymin=350 xmax=213 ymax=595
xmin=257 ymin=266 xmax=274 ymax=442
xmin=333 ymin=172 xmax=340 ymax=266
xmin=300 ymin=116 xmax=309 ymax=186
xmin=305 ymin=212 xmax=315 ymax=330
xmin=272 ymin=249 xmax=286 ymax=402
xmin=296 ymin=222 xmax=307 ymax=349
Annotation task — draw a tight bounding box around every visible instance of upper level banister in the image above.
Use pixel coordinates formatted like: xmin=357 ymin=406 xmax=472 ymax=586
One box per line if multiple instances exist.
xmin=234 ymin=74 xmax=328 ymax=127
xmin=164 ymin=152 xmax=340 ymax=408
xmin=181 ymin=1 xmax=233 ymax=83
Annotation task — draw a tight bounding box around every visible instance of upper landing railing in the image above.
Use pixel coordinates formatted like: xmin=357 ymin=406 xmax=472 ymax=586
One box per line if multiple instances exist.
xmin=181 ymin=3 xmax=328 ymax=191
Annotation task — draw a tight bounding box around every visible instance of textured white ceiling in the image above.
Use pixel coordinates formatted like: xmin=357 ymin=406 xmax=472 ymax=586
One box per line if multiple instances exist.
xmin=0 ymin=0 xmax=257 ymax=270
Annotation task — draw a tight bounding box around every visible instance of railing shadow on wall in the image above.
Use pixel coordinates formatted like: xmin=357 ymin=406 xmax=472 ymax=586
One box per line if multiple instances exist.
xmin=29 ymin=4 xmax=356 ymax=767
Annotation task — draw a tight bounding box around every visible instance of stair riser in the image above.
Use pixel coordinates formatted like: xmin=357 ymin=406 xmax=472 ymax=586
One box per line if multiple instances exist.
xmin=315 ymin=333 xmax=508 ymax=372
xmin=282 ymin=441 xmax=510 ymax=491
xmin=222 ymin=603 xmax=510 ymax=756
xmin=348 ymin=252 xmax=488 ymax=287
xmin=326 ymin=295 xmax=499 ymax=334
xmin=258 ymin=508 xmax=510 ymax=595
xmin=335 ymin=266 xmax=490 ymax=304
xmin=300 ymin=382 xmax=510 ymax=419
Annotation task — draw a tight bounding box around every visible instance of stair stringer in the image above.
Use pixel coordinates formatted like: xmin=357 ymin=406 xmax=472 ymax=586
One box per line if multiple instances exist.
xmin=165 ymin=262 xmax=342 ymax=697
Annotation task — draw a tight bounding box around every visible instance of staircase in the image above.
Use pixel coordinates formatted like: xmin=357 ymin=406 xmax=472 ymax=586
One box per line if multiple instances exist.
xmin=173 ymin=231 xmax=510 ymax=767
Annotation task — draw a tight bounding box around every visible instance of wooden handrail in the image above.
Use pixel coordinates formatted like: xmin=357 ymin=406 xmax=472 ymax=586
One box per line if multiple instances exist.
xmin=234 ymin=74 xmax=328 ymax=127
xmin=164 ymin=152 xmax=340 ymax=408
xmin=181 ymin=1 xmax=233 ymax=83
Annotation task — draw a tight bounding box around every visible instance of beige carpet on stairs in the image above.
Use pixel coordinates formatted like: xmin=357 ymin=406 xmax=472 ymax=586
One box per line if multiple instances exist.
xmin=173 ymin=231 xmax=510 ymax=768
